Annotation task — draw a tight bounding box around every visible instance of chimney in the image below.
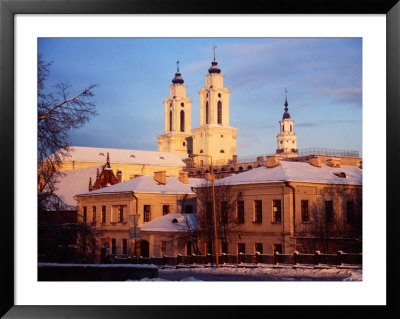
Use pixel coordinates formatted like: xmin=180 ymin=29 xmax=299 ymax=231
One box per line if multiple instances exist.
xmin=179 ymin=171 xmax=188 ymax=184
xmin=204 ymin=173 xmax=215 ymax=181
xmin=326 ymin=158 xmax=341 ymax=168
xmin=154 ymin=171 xmax=166 ymax=185
xmin=116 ymin=170 xmax=122 ymax=183
xmin=309 ymin=156 xmax=322 ymax=168
xmin=266 ymin=155 xmax=279 ymax=168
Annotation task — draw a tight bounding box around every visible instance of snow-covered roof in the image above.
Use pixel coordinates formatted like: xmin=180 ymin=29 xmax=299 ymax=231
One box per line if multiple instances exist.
xmin=213 ymin=161 xmax=362 ymax=186
xmin=76 ymin=175 xmax=204 ymax=197
xmin=57 ymin=146 xmax=188 ymax=167
xmin=53 ymin=166 xmax=101 ymax=209
xmin=140 ymin=214 xmax=197 ymax=232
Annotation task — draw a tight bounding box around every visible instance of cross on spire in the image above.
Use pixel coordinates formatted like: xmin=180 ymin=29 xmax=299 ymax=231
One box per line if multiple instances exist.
xmin=212 ymin=45 xmax=217 ymax=61
xmin=176 ymin=60 xmax=180 ymax=72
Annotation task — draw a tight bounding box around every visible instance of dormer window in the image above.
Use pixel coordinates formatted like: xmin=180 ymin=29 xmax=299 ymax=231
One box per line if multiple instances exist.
xmin=159 ymin=156 xmax=165 ymax=160
xmin=130 ymin=154 xmax=135 ymax=158
xmin=333 ymin=172 xmax=347 ymax=178
xmin=99 ymin=153 xmax=105 ymax=156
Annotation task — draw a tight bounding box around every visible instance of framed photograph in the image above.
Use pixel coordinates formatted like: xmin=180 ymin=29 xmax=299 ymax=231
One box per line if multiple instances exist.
xmin=1 ymin=0 xmax=399 ymax=317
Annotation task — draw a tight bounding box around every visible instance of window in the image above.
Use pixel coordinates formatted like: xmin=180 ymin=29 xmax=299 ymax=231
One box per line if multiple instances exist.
xmin=183 ymin=141 xmax=186 ymax=146
xmin=101 ymin=206 xmax=106 ymax=223
xmin=217 ymin=101 xmax=222 ymax=124
xmin=273 ymin=244 xmax=282 ymax=254
xmin=220 ymin=149 xmax=225 ymax=153
xmin=290 ymin=125 xmax=292 ymax=132
xmin=186 ymin=242 xmax=192 ymax=255
xmin=254 ymin=200 xmax=262 ymax=223
xmin=218 ymin=93 xmax=221 ymax=98
xmin=222 ymin=242 xmax=228 ymax=254
xmin=180 ymin=110 xmax=185 ymax=132
xmin=301 ymin=200 xmax=310 ymax=222
xmin=169 ymin=110 xmax=172 ymax=131
xmin=205 ymin=202 xmax=212 ymax=223
xmin=111 ymin=238 xmax=116 ymax=255
xmin=220 ymin=201 xmax=228 ymax=223
xmin=238 ymin=243 xmax=245 ymax=254
xmin=325 ymin=201 xmax=334 ymax=223
xmin=273 ymin=200 xmax=281 ymax=223
xmin=206 ymin=241 xmax=213 ymax=254
xmin=162 ymin=205 xmax=170 ymax=216
xmin=255 ymin=243 xmax=263 ymax=254
xmin=205 ymin=101 xmax=209 ymax=124
xmin=184 ymin=205 xmax=193 ymax=214
xmin=144 ymin=205 xmax=151 ymax=222
xmin=118 ymin=205 xmax=124 ymax=222
xmin=92 ymin=206 xmax=96 ymax=223
xmin=83 ymin=206 xmax=87 ymax=223
xmin=122 ymin=239 xmax=127 ymax=255
xmin=346 ymin=201 xmax=355 ymax=224
xmin=181 ymin=102 xmax=184 ymax=107
xmin=161 ymin=241 xmax=167 ymax=255
xmin=236 ymin=201 xmax=244 ymax=223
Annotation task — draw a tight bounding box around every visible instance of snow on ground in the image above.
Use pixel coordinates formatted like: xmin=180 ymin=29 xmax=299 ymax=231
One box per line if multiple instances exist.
xmin=134 ymin=264 xmax=362 ymax=281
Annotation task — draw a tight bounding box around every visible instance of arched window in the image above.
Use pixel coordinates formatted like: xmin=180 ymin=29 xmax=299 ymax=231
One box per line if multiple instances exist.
xmin=220 ymin=149 xmax=225 ymax=153
xmin=217 ymin=101 xmax=222 ymax=124
xmin=169 ymin=111 xmax=172 ymax=131
xmin=180 ymin=110 xmax=185 ymax=132
xmin=290 ymin=125 xmax=292 ymax=132
xmin=206 ymin=101 xmax=209 ymax=124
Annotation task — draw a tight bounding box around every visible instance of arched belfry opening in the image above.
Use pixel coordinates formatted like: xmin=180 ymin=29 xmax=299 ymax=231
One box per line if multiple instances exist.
xmin=169 ymin=110 xmax=172 ymax=132
xmin=217 ymin=101 xmax=222 ymax=124
xmin=206 ymin=101 xmax=209 ymax=124
xmin=180 ymin=110 xmax=185 ymax=132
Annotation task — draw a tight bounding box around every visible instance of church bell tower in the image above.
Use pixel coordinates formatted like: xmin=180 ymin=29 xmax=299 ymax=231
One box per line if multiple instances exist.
xmin=157 ymin=61 xmax=193 ymax=154
xmin=276 ymin=89 xmax=298 ymax=157
xmin=192 ymin=47 xmax=237 ymax=165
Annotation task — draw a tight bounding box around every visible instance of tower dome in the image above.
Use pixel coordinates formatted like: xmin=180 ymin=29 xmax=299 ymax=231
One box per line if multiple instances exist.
xmin=208 ymin=60 xmax=221 ymax=74
xmin=208 ymin=45 xmax=221 ymax=74
xmin=172 ymin=60 xmax=184 ymax=84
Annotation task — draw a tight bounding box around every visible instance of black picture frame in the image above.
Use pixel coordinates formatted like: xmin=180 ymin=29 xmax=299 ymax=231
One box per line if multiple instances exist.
xmin=1 ymin=0 xmax=399 ymax=318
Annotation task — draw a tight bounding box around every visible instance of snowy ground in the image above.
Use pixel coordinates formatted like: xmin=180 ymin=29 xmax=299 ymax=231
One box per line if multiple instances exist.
xmin=136 ymin=264 xmax=362 ymax=281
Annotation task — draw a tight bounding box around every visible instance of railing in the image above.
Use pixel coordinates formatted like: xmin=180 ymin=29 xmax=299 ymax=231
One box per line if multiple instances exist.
xmin=112 ymin=250 xmax=362 ymax=267
xmin=236 ymin=148 xmax=359 ymax=164
xmin=297 ymin=148 xmax=359 ymax=157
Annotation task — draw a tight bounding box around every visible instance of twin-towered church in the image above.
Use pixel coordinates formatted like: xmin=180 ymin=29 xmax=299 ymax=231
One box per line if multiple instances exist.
xmin=157 ymin=54 xmax=298 ymax=167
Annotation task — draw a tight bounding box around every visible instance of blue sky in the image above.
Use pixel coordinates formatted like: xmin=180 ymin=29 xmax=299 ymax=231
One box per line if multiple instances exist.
xmin=38 ymin=38 xmax=362 ymax=156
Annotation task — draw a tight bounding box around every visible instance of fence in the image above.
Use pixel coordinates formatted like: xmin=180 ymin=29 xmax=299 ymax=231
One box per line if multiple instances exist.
xmin=236 ymin=148 xmax=360 ymax=164
xmin=112 ymin=250 xmax=362 ymax=267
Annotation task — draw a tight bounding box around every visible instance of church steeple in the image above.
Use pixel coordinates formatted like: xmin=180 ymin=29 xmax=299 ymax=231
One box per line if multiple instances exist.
xmin=191 ymin=48 xmax=237 ymax=166
xmin=157 ymin=61 xmax=193 ymax=155
xmin=277 ymin=89 xmax=297 ymax=158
